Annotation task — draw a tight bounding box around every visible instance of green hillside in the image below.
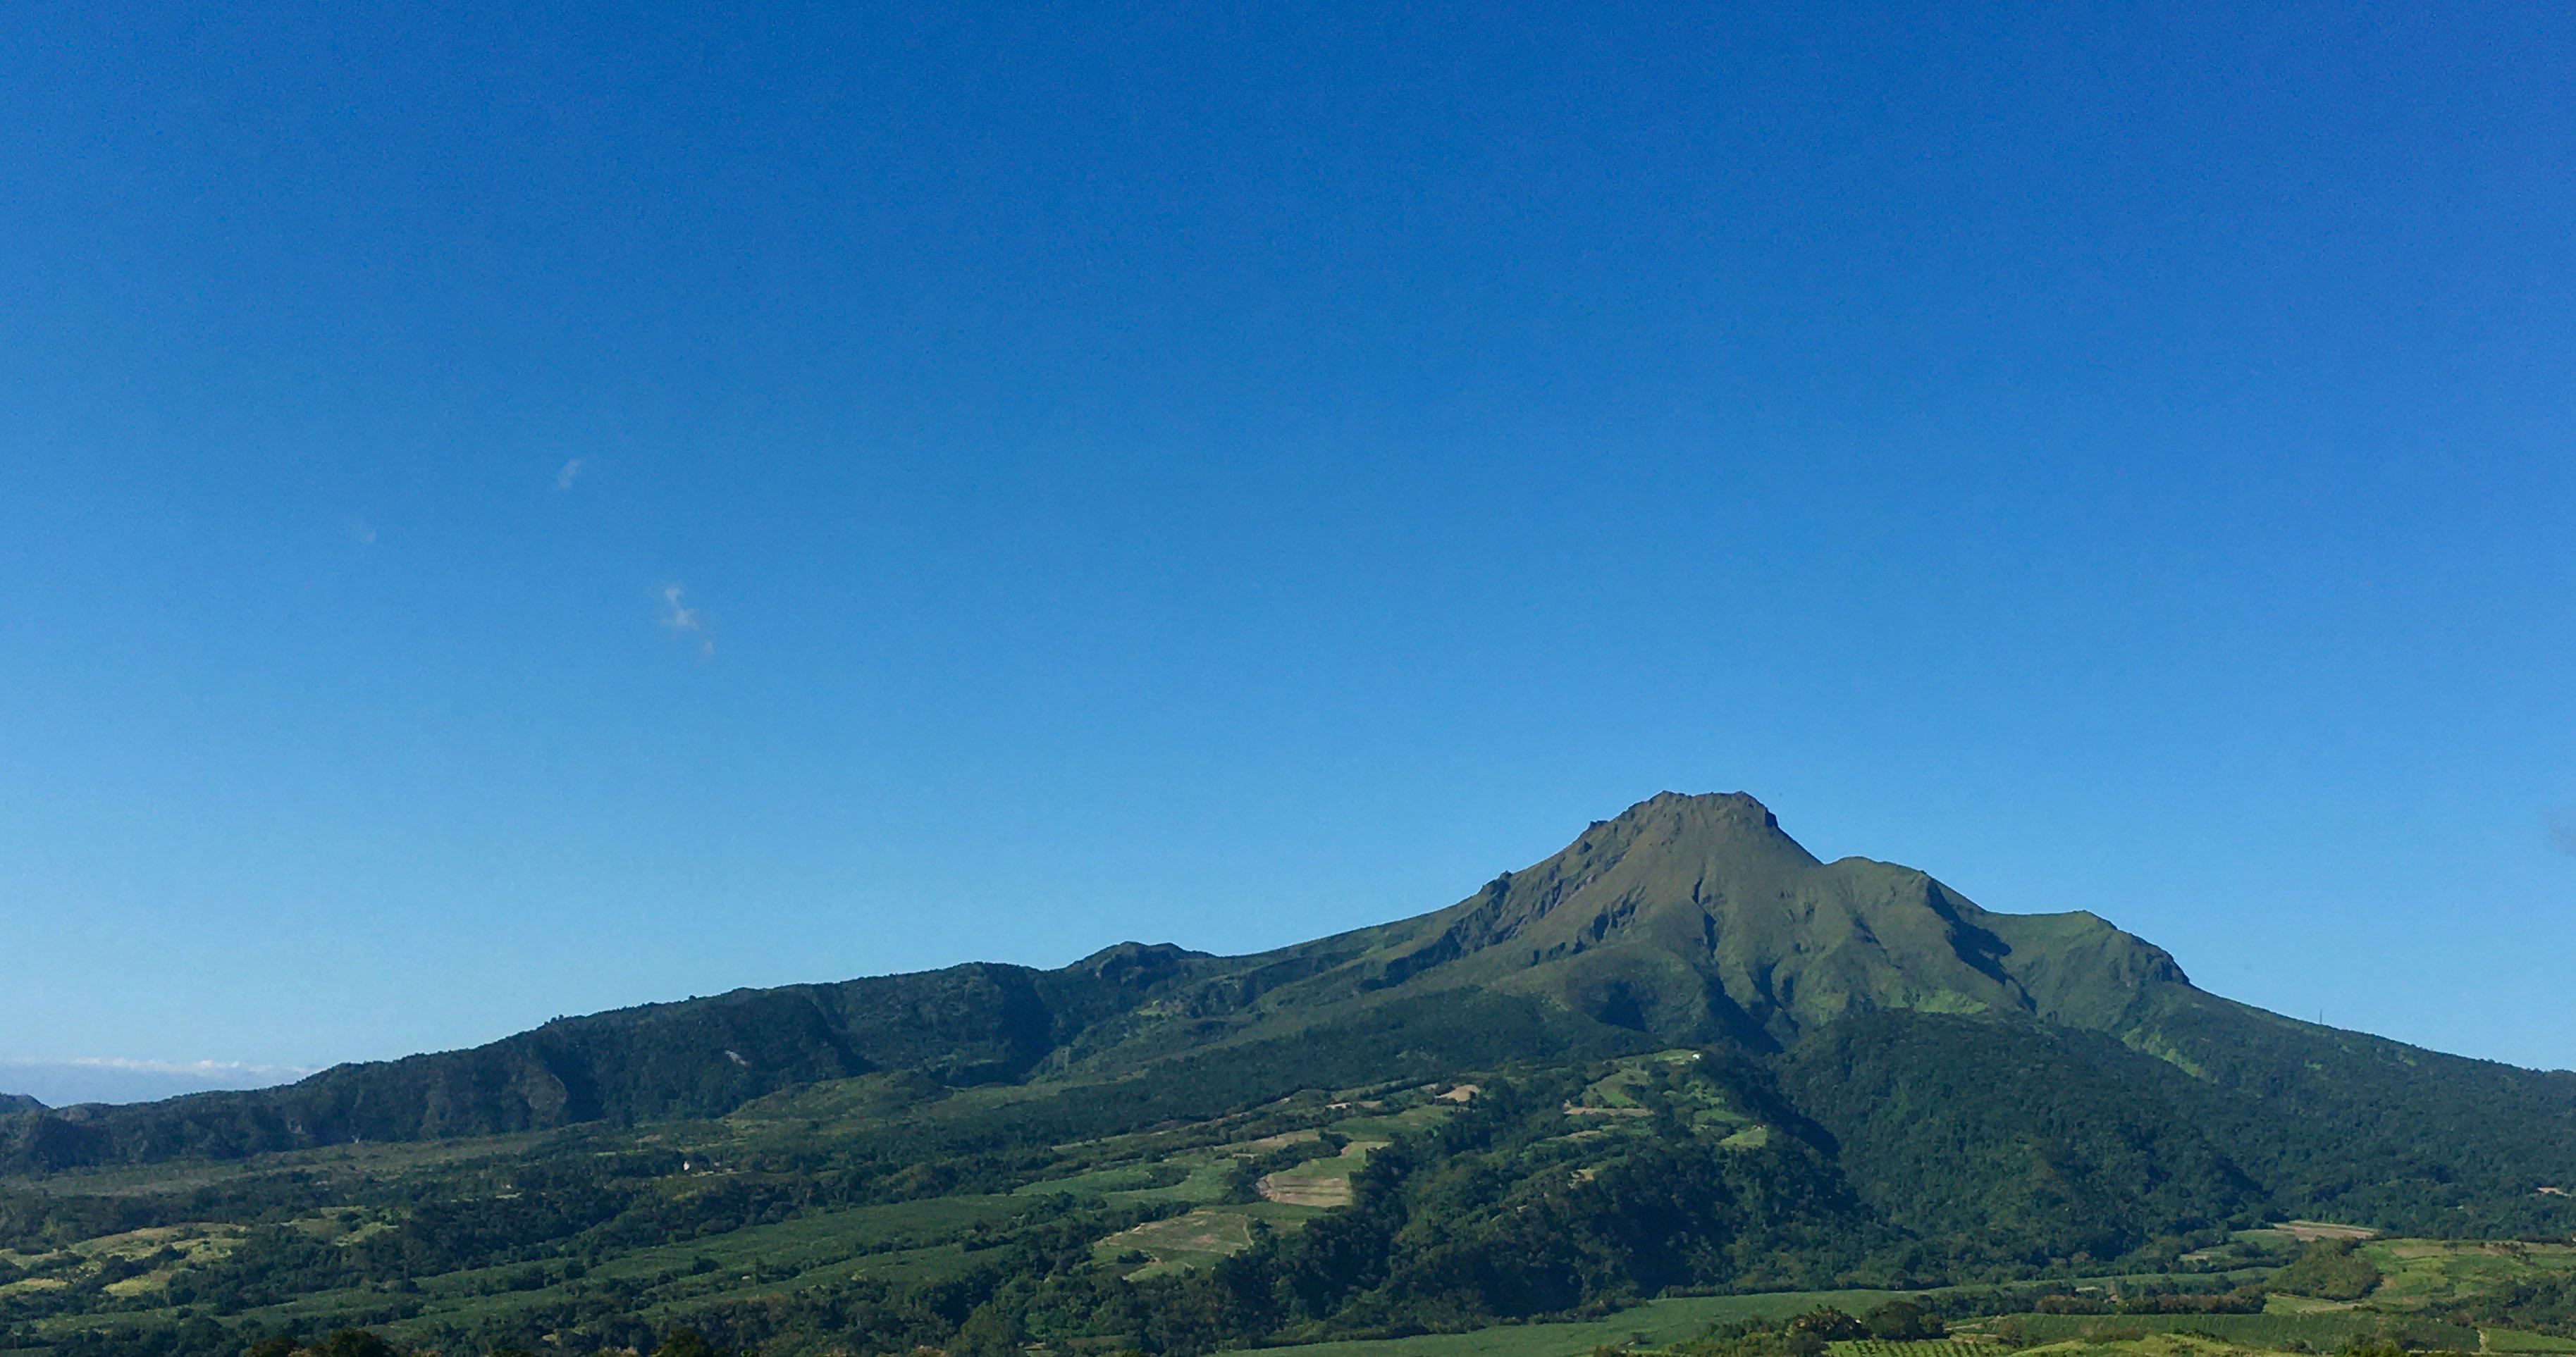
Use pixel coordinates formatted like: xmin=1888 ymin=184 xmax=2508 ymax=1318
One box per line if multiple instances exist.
xmin=6 ymin=793 xmax=2574 ymax=1356
xmin=14 ymin=795 xmax=2572 ymax=1227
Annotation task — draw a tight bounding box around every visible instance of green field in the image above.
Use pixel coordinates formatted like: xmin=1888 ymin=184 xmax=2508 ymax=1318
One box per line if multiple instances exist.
xmin=1233 ymin=1260 xmax=2576 ymax=1357
xmin=1098 ymin=1209 xmax=1261 ymax=1278
xmin=2365 ymin=1239 xmax=2576 ymax=1311
xmin=2484 ymin=1331 xmax=2576 ymax=1353
xmin=1321 ymin=1103 xmax=1455 ymax=1141
xmin=1985 ymin=1309 xmax=2482 ymax=1351
xmin=1225 ymin=1291 xmax=1931 ymax=1357
xmin=1832 ymin=1342 xmax=1996 ymax=1357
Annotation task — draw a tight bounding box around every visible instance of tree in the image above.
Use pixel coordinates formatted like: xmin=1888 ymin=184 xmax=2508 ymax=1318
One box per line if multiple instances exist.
xmin=1787 ymin=1308 xmax=1866 ymax=1341
xmin=312 ymin=1330 xmax=400 ymax=1357
xmin=651 ymin=1329 xmax=722 ymax=1357
xmin=2273 ymin=1241 xmax=2382 ymax=1301
xmin=1864 ymin=1301 xmax=1945 ymax=1340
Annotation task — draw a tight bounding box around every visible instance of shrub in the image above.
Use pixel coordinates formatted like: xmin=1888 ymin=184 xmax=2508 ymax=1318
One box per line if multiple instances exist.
xmin=1788 ymin=1308 xmax=1868 ymax=1341
xmin=2274 ymin=1241 xmax=2383 ymax=1301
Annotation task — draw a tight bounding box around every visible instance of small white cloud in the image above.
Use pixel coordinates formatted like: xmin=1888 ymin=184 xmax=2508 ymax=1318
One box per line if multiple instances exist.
xmin=660 ymin=583 xmax=713 ymax=656
xmin=347 ymin=517 xmax=378 ymax=545
xmin=556 ymin=458 xmax=585 ymax=491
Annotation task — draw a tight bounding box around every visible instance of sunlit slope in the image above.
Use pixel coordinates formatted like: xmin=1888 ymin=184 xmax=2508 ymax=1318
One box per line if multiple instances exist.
xmin=1155 ymin=791 xmax=2193 ymax=1051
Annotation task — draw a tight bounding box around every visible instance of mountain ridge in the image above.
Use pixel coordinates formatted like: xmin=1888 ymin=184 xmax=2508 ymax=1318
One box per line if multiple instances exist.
xmin=8 ymin=791 xmax=2573 ymax=1241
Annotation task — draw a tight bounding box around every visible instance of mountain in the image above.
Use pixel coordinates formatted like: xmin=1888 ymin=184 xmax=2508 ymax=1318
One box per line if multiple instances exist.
xmin=1123 ymin=791 xmax=2194 ymax=1048
xmin=0 ymin=1093 xmax=39 ymax=1114
xmin=8 ymin=793 xmax=2574 ymax=1241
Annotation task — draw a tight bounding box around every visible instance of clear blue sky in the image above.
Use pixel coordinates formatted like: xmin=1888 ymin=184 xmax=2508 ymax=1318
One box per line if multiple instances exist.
xmin=4 ymin=1 xmax=2571 ymax=1097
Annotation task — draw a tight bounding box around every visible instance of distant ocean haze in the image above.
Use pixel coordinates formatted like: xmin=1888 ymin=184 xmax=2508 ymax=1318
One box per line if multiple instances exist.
xmin=0 ymin=1058 xmax=307 ymax=1107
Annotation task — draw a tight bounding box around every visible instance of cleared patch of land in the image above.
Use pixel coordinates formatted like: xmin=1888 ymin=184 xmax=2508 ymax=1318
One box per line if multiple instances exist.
xmin=2274 ymin=1220 xmax=2379 ymax=1242
xmin=1259 ymin=1139 xmax=1386 ymax=1208
xmin=1097 ymin=1208 xmax=1259 ymax=1278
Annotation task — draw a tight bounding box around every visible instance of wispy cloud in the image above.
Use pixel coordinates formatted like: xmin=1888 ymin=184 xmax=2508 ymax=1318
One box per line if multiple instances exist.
xmin=347 ymin=517 xmax=378 ymax=545
xmin=2550 ymin=813 xmax=2576 ymax=857
xmin=44 ymin=1057 xmax=314 ymax=1079
xmin=555 ymin=458 xmax=585 ymax=491
xmin=660 ymin=583 xmax=713 ymax=656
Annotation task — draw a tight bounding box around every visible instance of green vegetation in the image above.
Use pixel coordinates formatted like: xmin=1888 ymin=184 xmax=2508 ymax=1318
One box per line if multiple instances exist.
xmin=1236 ymin=1293 xmax=2546 ymax=1357
xmin=1983 ymin=1310 xmax=2479 ymax=1351
xmin=1212 ymin=1293 xmax=1932 ymax=1357
xmin=2484 ymin=1332 xmax=2576 ymax=1353
xmin=2360 ymin=1239 xmax=2576 ymax=1314
xmin=4 ymin=793 xmax=2573 ymax=1356
xmin=2271 ymin=1242 xmax=2383 ymax=1301
xmin=1832 ymin=1342 xmax=1978 ymax=1357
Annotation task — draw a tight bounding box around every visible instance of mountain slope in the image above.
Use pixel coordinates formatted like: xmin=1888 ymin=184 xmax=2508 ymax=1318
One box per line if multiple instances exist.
xmin=2 ymin=948 xmax=1215 ymax=1169
xmin=6 ymin=792 xmax=2572 ymax=1245
xmin=1152 ymin=791 xmax=2192 ymax=1050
